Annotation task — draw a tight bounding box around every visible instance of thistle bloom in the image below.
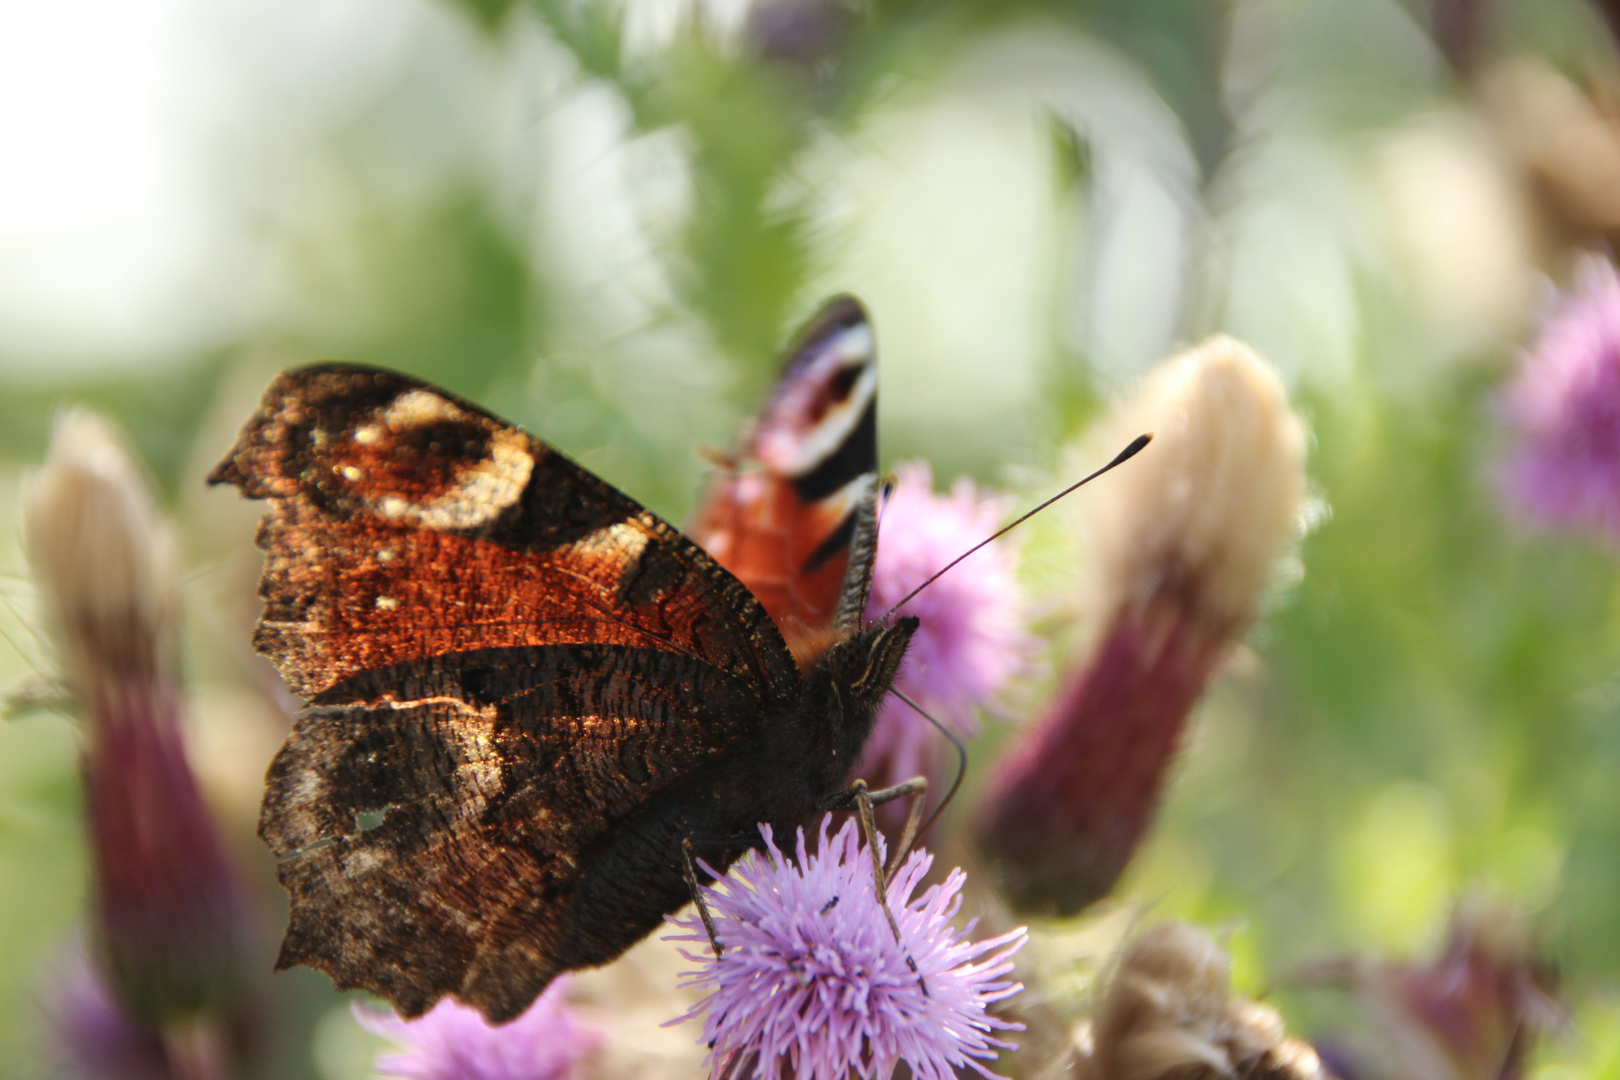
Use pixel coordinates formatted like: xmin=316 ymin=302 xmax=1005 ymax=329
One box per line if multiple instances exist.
xmin=975 ymin=337 xmax=1307 ymax=914
xmin=858 ymin=462 xmax=1035 ymax=788
xmin=1079 ymin=922 xmax=1323 ymax=1080
xmin=24 ymin=411 xmax=250 ymax=1066
xmin=1498 ymin=254 xmax=1620 ymax=539
xmin=353 ymin=977 xmax=599 ymax=1080
xmin=669 ymin=817 xmax=1027 ymax=1080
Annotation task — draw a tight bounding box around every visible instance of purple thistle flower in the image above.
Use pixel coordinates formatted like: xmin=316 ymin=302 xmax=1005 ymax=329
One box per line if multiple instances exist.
xmin=1499 ymin=254 xmax=1620 ymax=539
xmin=858 ymin=461 xmax=1035 ymax=787
xmin=668 ymin=816 xmax=1027 ymax=1080
xmin=353 ymin=976 xmax=599 ymax=1080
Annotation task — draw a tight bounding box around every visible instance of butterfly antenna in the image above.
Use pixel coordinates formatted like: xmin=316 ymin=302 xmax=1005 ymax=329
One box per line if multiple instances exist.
xmin=893 ymin=688 xmax=967 ymax=841
xmin=878 ymin=433 xmax=1152 ymax=622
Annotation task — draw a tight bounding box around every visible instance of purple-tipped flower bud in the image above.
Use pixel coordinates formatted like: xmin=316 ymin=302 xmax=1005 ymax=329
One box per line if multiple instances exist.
xmin=1310 ymin=904 xmax=1563 ymax=1080
xmin=975 ymin=337 xmax=1308 ymax=914
xmin=47 ymin=947 xmax=172 ymax=1080
xmin=24 ymin=411 xmax=249 ymax=1034
xmin=1078 ymin=922 xmax=1324 ymax=1080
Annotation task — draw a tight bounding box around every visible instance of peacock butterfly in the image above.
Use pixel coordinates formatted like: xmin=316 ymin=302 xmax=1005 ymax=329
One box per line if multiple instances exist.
xmin=210 ymin=296 xmax=914 ymax=1023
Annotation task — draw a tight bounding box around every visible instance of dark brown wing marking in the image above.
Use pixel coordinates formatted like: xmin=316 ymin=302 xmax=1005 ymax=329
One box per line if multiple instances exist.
xmin=209 ymin=365 xmax=798 ymax=705
xmin=262 ymin=643 xmax=764 ymax=1021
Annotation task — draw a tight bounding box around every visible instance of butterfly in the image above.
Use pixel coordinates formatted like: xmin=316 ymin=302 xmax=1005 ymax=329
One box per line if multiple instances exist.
xmin=210 ymin=296 xmax=916 ymax=1023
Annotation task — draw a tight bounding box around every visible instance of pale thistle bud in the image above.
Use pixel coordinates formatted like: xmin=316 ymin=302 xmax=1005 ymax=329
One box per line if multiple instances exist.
xmin=24 ymin=409 xmax=180 ymax=704
xmin=975 ymin=336 xmax=1308 ymax=914
xmin=1077 ymin=922 xmax=1323 ymax=1080
xmin=23 ymin=410 xmax=250 ymax=1056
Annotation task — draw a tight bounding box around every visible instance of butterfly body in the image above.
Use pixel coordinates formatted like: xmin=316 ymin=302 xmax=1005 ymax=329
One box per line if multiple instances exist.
xmin=215 ymin=299 xmax=908 ymax=1022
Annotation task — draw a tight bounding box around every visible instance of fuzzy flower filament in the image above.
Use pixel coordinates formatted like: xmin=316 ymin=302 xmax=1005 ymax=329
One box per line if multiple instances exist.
xmin=1081 ymin=922 xmax=1324 ymax=1080
xmin=669 ymin=817 xmax=1027 ymax=1080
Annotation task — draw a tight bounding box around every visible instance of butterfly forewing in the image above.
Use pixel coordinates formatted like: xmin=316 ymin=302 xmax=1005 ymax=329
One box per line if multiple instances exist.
xmin=689 ymin=295 xmax=879 ymax=666
xmin=210 ymin=366 xmax=798 ymax=702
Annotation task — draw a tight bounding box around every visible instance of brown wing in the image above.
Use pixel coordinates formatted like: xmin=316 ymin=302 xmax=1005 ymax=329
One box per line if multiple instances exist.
xmin=208 ymin=364 xmax=798 ymax=703
xmin=262 ymin=643 xmax=767 ymax=1021
xmin=689 ymin=295 xmax=879 ymax=668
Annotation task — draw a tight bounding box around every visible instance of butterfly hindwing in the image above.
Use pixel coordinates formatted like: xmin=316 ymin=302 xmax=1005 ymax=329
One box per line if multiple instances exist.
xmin=689 ymin=295 xmax=879 ymax=665
xmin=261 ymin=643 xmax=768 ymax=1021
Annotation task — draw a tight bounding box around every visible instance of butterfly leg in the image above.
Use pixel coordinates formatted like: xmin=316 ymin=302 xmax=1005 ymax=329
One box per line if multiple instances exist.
xmin=823 ymin=778 xmax=931 ymax=994
xmin=680 ymin=837 xmax=724 ymax=959
xmin=874 ymin=776 xmax=928 ymax=880
xmin=818 ymin=775 xmax=929 ymax=876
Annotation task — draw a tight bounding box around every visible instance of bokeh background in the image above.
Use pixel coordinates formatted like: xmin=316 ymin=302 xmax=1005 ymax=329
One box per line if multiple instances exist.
xmin=3 ymin=0 xmax=1620 ymax=1075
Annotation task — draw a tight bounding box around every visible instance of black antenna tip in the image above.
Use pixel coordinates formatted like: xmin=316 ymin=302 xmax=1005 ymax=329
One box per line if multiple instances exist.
xmin=1109 ymin=433 xmax=1152 ymax=469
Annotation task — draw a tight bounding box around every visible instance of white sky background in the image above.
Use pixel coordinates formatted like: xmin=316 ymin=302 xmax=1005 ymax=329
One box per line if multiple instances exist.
xmin=0 ymin=0 xmax=195 ymax=371
xmin=0 ymin=0 xmax=480 ymax=377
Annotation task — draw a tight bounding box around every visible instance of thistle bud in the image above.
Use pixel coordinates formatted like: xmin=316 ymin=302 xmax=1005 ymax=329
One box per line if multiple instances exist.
xmin=1307 ymin=904 xmax=1562 ymax=1080
xmin=23 ymin=411 xmax=249 ymax=1050
xmin=975 ymin=336 xmax=1308 ymax=914
xmin=1078 ymin=922 xmax=1323 ymax=1080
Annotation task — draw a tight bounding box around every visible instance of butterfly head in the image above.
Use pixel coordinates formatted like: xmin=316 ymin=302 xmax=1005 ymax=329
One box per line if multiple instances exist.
xmin=792 ymin=614 xmax=918 ymax=785
xmin=822 ymin=614 xmax=919 ymax=714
